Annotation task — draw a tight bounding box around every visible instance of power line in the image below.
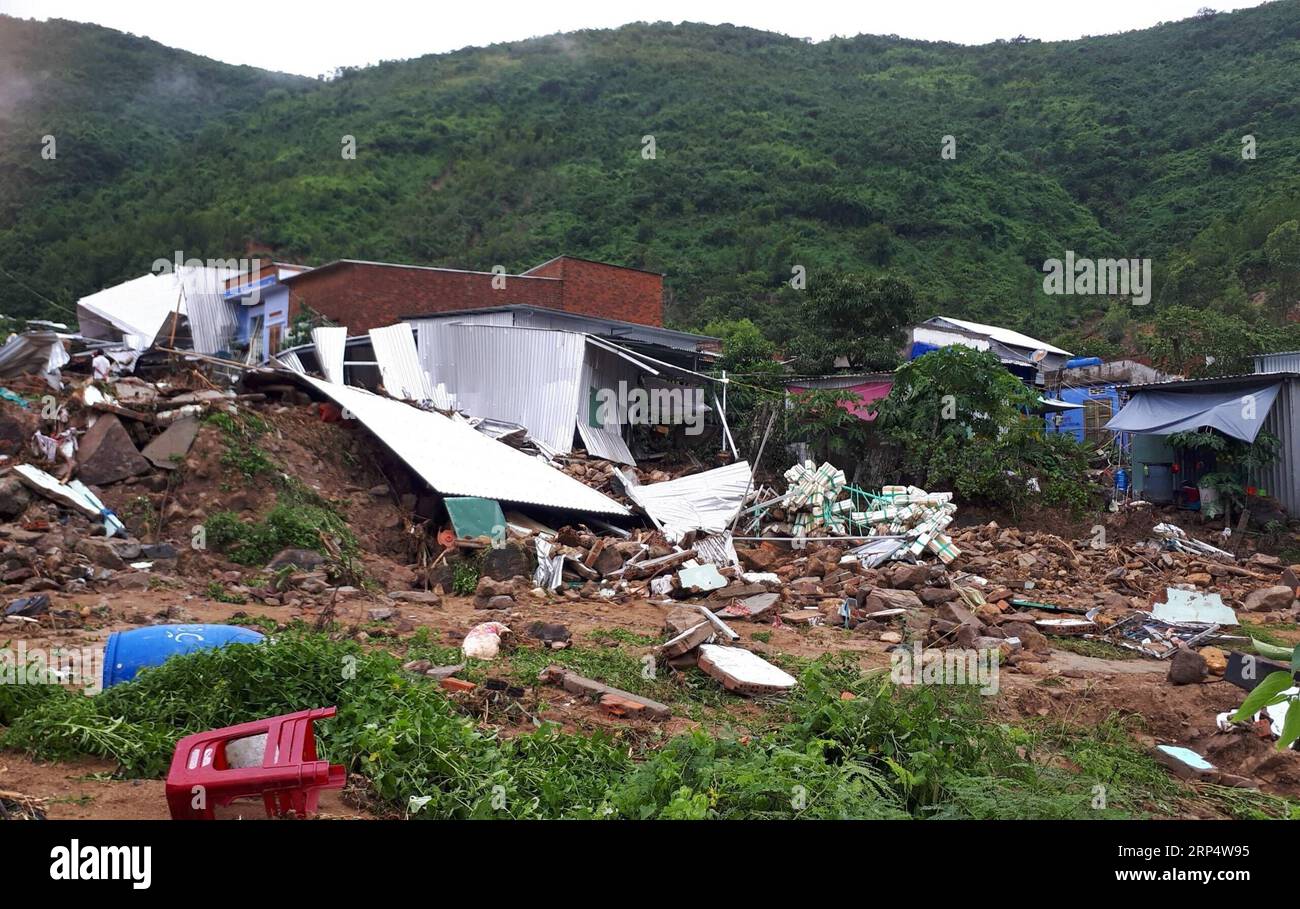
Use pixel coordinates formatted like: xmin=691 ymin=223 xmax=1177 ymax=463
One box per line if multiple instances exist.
xmin=0 ymin=265 xmax=80 ymax=320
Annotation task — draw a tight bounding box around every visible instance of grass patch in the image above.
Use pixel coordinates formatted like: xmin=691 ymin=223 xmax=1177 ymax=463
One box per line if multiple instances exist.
xmin=1052 ymin=637 xmax=1141 ymax=661
xmin=206 ymin=410 xmax=274 ymax=478
xmin=1239 ymin=621 xmax=1300 ymax=647
xmin=3 ymin=635 xmax=1274 ymax=820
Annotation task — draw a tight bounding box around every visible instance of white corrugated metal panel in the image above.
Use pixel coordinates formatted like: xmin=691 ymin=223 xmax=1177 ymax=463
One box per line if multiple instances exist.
xmin=409 ymin=312 xmax=516 ymax=377
xmin=1249 ymin=378 xmax=1300 ymax=514
xmin=618 ymin=461 xmax=751 ymax=543
xmin=369 ymin=323 xmax=436 ymax=401
xmin=929 ymin=317 xmax=1071 ymax=357
xmin=311 ymin=326 xmax=347 ymax=384
xmin=178 ymin=265 xmax=240 ymax=354
xmin=577 ymin=343 xmax=638 ymax=465
xmin=299 ymin=377 xmax=629 ymax=516
xmin=273 ymin=351 xmax=306 ymax=374
xmin=0 ymin=331 xmax=69 ymax=377
xmin=1256 ymin=352 xmax=1300 ymax=374
xmin=422 ymin=323 xmax=587 ymax=454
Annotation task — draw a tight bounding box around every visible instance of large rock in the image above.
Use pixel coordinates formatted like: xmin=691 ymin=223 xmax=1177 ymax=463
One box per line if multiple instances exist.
xmin=862 ymin=587 xmax=923 ymax=611
xmin=1242 ymin=585 xmax=1295 ymax=613
xmin=75 ymin=537 xmax=126 ymax=569
xmin=885 ymin=564 xmax=931 ymax=590
xmin=1168 ymin=647 xmax=1208 ymax=685
xmin=738 ymin=544 xmax=783 ymax=572
xmin=480 ymin=541 xmax=532 ymax=581
xmin=0 ymin=476 xmax=31 ymax=519
xmin=266 ymin=548 xmax=326 ymax=571
xmin=77 ymin=414 xmax=153 ymax=485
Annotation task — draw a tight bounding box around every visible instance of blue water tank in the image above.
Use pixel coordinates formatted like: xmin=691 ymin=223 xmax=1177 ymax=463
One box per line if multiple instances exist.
xmin=101 ymin=624 xmax=265 ymax=689
xmin=1065 ymin=357 xmax=1103 ymax=369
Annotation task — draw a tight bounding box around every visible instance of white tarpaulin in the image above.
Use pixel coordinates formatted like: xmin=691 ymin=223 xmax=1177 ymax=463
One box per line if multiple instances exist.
xmin=617 ymin=460 xmax=751 ymax=543
xmin=299 ymin=376 xmax=629 ymax=516
xmin=1105 ymin=383 xmax=1280 ymax=443
xmin=76 ymin=267 xmax=240 ymax=353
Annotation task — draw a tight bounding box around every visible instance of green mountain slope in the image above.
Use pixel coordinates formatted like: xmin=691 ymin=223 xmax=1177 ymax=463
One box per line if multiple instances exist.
xmin=2 ymin=4 xmax=1299 ymax=346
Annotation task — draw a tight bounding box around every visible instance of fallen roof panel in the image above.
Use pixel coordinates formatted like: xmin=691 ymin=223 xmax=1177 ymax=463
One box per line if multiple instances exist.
xmin=299 ymin=376 xmax=629 ymax=516
xmin=618 ymin=460 xmax=751 ymax=542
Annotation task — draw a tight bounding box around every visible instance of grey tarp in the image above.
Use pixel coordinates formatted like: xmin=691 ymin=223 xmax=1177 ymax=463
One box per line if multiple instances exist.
xmin=1104 ymin=382 xmax=1280 ymax=442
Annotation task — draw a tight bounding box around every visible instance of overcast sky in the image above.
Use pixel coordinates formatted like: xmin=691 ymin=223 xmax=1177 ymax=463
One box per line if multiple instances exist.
xmin=0 ymin=0 xmax=1271 ymax=77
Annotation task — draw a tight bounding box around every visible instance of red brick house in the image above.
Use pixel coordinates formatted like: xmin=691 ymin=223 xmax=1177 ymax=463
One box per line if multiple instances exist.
xmin=280 ymin=255 xmax=663 ymax=335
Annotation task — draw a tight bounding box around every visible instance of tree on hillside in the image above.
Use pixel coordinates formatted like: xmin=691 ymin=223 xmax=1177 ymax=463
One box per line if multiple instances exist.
xmin=1264 ymin=219 xmax=1300 ymax=319
xmin=787 ymin=273 xmax=917 ymax=374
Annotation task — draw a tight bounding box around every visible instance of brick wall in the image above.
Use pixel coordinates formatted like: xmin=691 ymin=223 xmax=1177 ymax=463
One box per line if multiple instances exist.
xmin=525 ymin=257 xmax=663 ymax=326
xmin=286 ymin=263 xmax=563 ymax=334
xmin=287 ymin=256 xmax=664 ymax=334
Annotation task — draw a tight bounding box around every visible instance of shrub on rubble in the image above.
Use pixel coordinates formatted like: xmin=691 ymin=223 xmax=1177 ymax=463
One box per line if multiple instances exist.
xmin=874 ymin=346 xmax=1096 ymax=512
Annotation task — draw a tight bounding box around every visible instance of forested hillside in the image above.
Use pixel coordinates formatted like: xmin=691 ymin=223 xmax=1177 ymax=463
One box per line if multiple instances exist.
xmin=2 ymin=4 xmax=1300 ymax=362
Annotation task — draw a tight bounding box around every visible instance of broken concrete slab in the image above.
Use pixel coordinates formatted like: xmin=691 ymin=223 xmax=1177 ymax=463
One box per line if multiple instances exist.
xmin=697 ymin=644 xmax=797 ymax=696
xmin=77 ymin=414 xmax=152 ymax=485
xmin=660 ymin=621 xmax=715 ymax=659
xmin=537 ymin=664 xmax=671 ymax=719
xmin=718 ymin=592 xmax=780 ymax=621
xmin=141 ymin=416 xmax=200 ymax=470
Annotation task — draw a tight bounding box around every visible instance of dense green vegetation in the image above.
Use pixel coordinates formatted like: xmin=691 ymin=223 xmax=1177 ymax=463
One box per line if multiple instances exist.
xmin=3 ymin=5 xmax=1300 ymax=358
xmin=3 ymin=631 xmax=1293 ymax=818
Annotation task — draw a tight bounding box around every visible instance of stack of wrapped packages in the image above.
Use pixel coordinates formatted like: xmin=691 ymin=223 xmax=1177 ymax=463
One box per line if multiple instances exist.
xmin=782 ymin=461 xmax=960 ymax=565
xmin=865 ymin=485 xmax=960 ymax=564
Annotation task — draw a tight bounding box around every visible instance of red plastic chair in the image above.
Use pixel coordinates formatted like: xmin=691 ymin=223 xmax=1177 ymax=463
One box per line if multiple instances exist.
xmin=165 ymin=707 xmax=345 ymax=820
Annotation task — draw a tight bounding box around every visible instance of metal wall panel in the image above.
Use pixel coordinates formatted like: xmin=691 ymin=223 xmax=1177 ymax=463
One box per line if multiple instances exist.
xmin=420 ymin=323 xmax=587 ymax=454
xmin=311 ymin=326 xmax=348 ymax=384
xmin=369 ymin=323 xmax=436 ymax=401
xmin=577 ymin=343 xmax=637 ymax=464
xmin=1249 ymin=378 xmax=1300 ymax=514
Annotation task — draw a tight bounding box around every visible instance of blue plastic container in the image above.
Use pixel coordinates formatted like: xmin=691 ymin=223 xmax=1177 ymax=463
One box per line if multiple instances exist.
xmin=101 ymin=624 xmax=265 ymax=689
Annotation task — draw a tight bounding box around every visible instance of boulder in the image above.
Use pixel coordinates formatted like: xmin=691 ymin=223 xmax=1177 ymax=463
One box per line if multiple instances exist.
xmin=1242 ymin=585 xmax=1294 ymax=613
xmin=1168 ymin=647 xmax=1208 ymax=685
xmin=918 ymin=587 xmax=960 ymax=606
xmin=481 ymin=541 xmax=532 ymax=581
xmin=885 ymin=563 xmax=931 ymax=590
xmin=861 ymin=587 xmax=923 ymax=611
xmin=0 ymin=476 xmax=31 ymax=520
xmin=737 ymin=544 xmax=783 ymax=572
xmin=267 ymin=548 xmax=326 ymax=571
xmin=76 ymin=414 xmax=153 ymax=485
xmin=75 ymin=537 xmax=125 ymax=569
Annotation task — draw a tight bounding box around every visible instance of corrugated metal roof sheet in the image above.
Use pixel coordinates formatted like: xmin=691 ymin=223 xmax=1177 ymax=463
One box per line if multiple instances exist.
xmin=311 ymin=326 xmax=347 ymax=384
xmin=618 ymin=460 xmax=752 ymax=543
xmin=927 ymin=317 xmax=1071 ymax=357
xmin=299 ymin=376 xmax=629 ymax=516
xmin=577 ymin=343 xmax=637 ymax=465
xmin=369 ymin=323 xmax=436 ymax=401
xmin=419 ymin=322 xmax=587 ymax=455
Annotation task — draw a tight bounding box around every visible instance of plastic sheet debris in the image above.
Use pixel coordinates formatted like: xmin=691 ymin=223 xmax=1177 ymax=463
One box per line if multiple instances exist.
xmin=1096 ymin=612 xmax=1223 ymax=659
xmin=463 ymin=621 xmax=510 ymax=660
xmin=1152 ymin=523 xmax=1234 ymax=561
xmin=678 ymin=561 xmax=727 ymax=592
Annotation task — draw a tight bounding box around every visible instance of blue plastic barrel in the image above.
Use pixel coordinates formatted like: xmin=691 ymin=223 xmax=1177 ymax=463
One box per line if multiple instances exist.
xmin=1115 ymin=468 xmax=1130 ymax=492
xmin=101 ymin=624 xmax=265 ymax=689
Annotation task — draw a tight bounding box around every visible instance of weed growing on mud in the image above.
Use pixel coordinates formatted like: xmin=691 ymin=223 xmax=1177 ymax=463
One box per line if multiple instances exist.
xmin=5 ymin=635 xmax=1291 ymax=820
